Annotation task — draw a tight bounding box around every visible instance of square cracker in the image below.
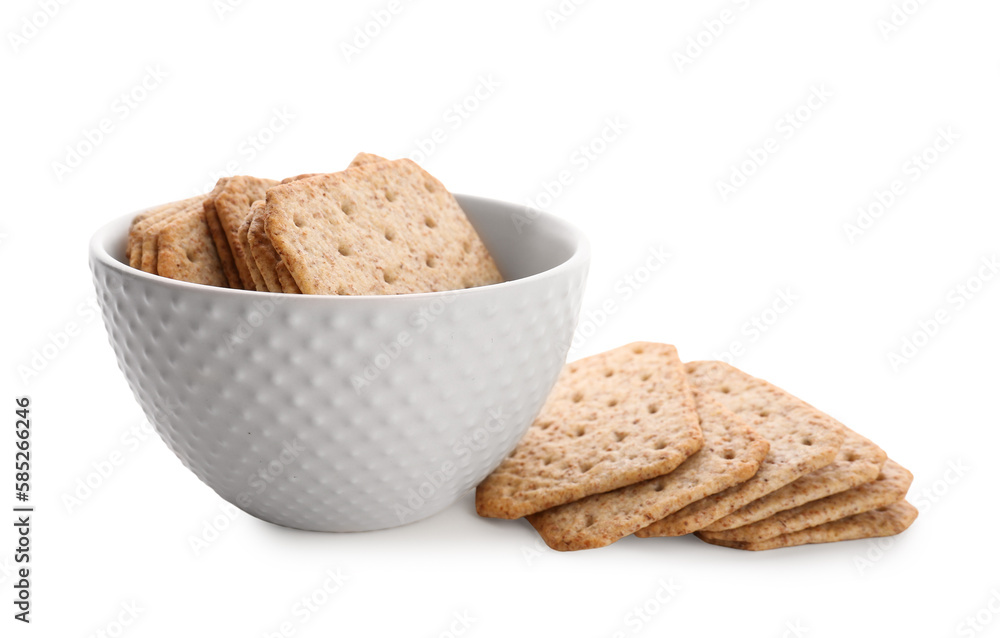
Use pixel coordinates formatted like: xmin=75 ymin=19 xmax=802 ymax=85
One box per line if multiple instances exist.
xmin=696 ymin=500 xmax=918 ymax=551
xmin=697 ymin=458 xmax=912 ymax=543
xmin=247 ymin=208 xmax=300 ymax=294
xmin=237 ymin=203 xmax=267 ymax=292
xmin=140 ymin=197 xmax=211 ymax=274
xmin=233 ymin=156 xmax=388 ymax=293
xmin=349 ymin=152 xmax=388 ymax=167
xmin=702 ymin=428 xmax=886 ymax=531
xmin=128 ymin=195 xmax=203 ymax=268
xmin=202 ymin=178 xmax=238 ymax=287
xmin=155 ymin=199 xmax=229 ymax=287
xmin=635 ymin=361 xmax=845 ymax=537
xmin=476 ymin=342 xmax=704 ymax=520
xmin=262 ymin=158 xmax=503 ymax=295
xmin=526 ymin=390 xmax=768 ymax=550
xmin=248 ymin=209 xmax=283 ymax=292
xmin=208 ymin=176 xmax=279 ymax=289
xmin=275 ymin=262 xmax=300 ymax=294
xmin=279 ymin=151 xmax=388 ymax=184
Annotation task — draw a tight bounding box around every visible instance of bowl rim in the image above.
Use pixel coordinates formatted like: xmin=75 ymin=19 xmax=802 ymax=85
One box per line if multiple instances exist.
xmin=89 ymin=193 xmax=591 ymax=301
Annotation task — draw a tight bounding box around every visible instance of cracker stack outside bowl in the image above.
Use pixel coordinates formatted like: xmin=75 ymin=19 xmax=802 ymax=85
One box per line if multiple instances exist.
xmin=89 ymin=195 xmax=590 ymax=532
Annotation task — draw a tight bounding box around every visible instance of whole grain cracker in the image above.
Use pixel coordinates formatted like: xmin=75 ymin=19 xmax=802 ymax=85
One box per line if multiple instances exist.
xmin=263 ymin=158 xmax=503 ymax=295
xmin=237 ymin=204 xmax=267 ymax=292
xmin=696 ymin=500 xmax=918 ymax=551
xmin=128 ymin=195 xmax=203 ymax=268
xmin=248 ymin=210 xmax=284 ymax=292
xmin=275 ymin=259 xmax=301 ymax=293
xmin=350 ymin=152 xmax=388 ymax=167
xmin=140 ymin=198 xmax=209 ymax=274
xmin=247 ymin=209 xmax=301 ymax=293
xmin=280 ymin=173 xmax=321 ymax=185
xmin=702 ymin=428 xmax=886 ymax=531
xmin=155 ymin=201 xmax=229 ymax=287
xmin=202 ymin=177 xmax=239 ymax=287
xmin=526 ymin=391 xmax=768 ymax=550
xmin=210 ymin=176 xmax=279 ymax=289
xmin=127 ymin=198 xmax=178 ymax=263
xmin=232 ymin=156 xmax=388 ymax=292
xmin=279 ymin=152 xmax=388 ymax=184
xmin=476 ymin=342 xmax=704 ymax=519
xmin=698 ymin=458 xmax=912 ymax=543
xmin=257 ymin=157 xmax=386 ymax=292
xmin=635 ymin=361 xmax=845 ymax=537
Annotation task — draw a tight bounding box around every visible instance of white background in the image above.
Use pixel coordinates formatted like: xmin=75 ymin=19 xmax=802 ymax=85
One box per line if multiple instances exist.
xmin=3 ymin=0 xmax=999 ymax=635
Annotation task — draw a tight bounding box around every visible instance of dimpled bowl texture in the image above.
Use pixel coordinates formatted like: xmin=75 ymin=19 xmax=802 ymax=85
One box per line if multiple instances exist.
xmin=89 ymin=194 xmax=589 ymax=532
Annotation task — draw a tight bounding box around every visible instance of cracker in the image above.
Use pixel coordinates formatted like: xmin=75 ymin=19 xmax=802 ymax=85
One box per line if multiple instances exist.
xmin=230 ymin=157 xmax=387 ymax=292
xmin=263 ymin=158 xmax=503 ymax=295
xmin=127 ymin=198 xmax=176 ymax=263
xmin=276 ymin=262 xmax=302 ymax=294
xmin=350 ymin=152 xmax=389 ymax=167
xmin=202 ymin=178 xmax=239 ymax=288
xmin=526 ymin=391 xmax=768 ymax=550
xmin=476 ymin=342 xmax=704 ymax=519
xmin=210 ymin=176 xmax=279 ymax=289
xmin=279 ymin=173 xmax=323 ymax=185
xmin=128 ymin=195 xmax=202 ymax=268
xmin=237 ymin=204 xmax=267 ymax=292
xmin=140 ymin=198 xmax=208 ymax=274
xmin=256 ymin=156 xmax=382 ymax=290
xmin=155 ymin=200 xmax=229 ymax=287
xmin=279 ymin=152 xmax=388 ymax=184
xmin=635 ymin=361 xmax=845 ymax=537
xmin=248 ymin=210 xmax=284 ymax=292
xmin=698 ymin=459 xmax=912 ymax=543
xmin=697 ymin=500 xmax=918 ymax=551
xmin=702 ymin=428 xmax=886 ymax=531
xmin=247 ymin=207 xmax=301 ymax=294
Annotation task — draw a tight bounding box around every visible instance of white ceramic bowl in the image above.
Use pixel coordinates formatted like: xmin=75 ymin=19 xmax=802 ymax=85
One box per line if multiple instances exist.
xmin=89 ymin=195 xmax=589 ymax=531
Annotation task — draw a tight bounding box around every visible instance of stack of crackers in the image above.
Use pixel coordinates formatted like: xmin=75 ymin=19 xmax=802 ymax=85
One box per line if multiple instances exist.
xmin=477 ymin=343 xmax=918 ymax=551
xmin=126 ymin=154 xmax=503 ymax=295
